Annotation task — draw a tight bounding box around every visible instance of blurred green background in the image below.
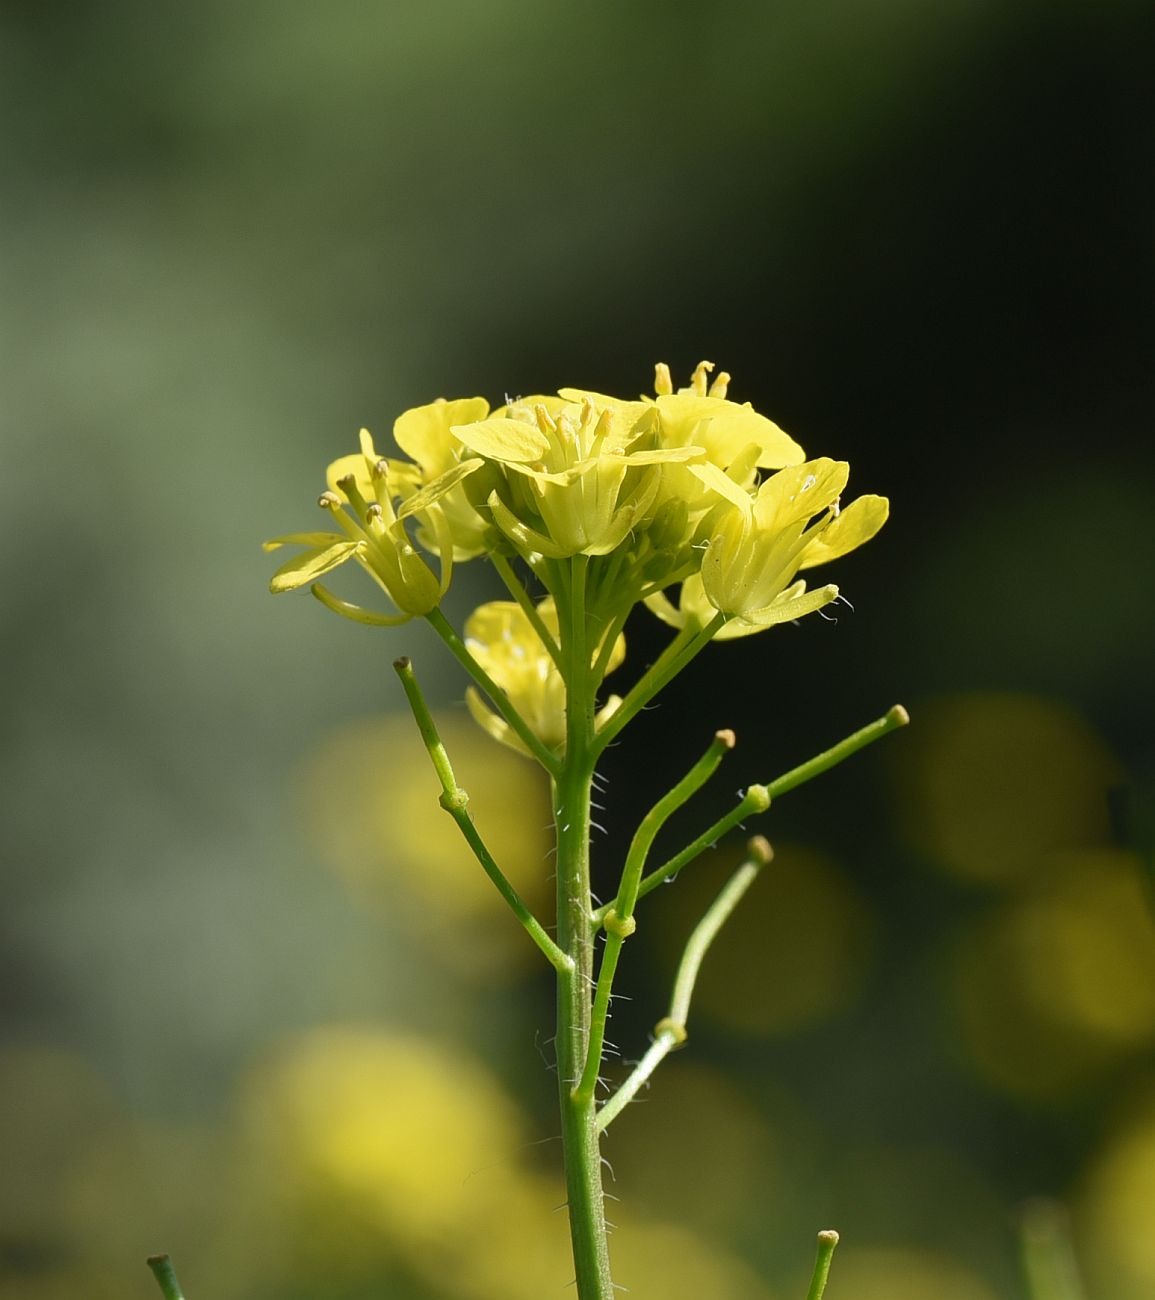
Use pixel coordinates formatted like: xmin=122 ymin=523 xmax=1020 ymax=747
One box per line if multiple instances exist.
xmin=3 ymin=1 xmax=1154 ymax=1297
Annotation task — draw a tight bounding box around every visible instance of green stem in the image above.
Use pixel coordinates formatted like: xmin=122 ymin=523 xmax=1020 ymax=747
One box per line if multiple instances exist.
xmin=554 ymin=557 xmax=615 ymax=1300
xmin=592 ymin=612 xmax=726 ymax=758
xmin=765 ymin=704 xmax=909 ymax=798
xmin=576 ymin=730 xmax=736 ymax=1103
xmin=393 ymin=657 xmax=571 ymax=973
xmin=146 ymin=1255 xmax=186 ymax=1300
xmin=597 ymin=836 xmax=772 ymax=1131
xmin=805 ymin=1231 xmax=840 ymax=1300
xmin=425 ymin=607 xmax=561 ymax=775
xmin=491 ymin=552 xmax=564 ymax=672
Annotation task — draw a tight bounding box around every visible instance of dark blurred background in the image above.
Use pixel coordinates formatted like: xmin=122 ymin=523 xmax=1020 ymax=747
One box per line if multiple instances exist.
xmin=3 ymin=2 xmax=1154 ymax=1298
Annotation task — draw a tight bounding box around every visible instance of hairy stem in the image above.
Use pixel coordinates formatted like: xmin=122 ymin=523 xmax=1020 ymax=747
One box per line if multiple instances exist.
xmin=554 ymin=555 xmax=615 ymax=1299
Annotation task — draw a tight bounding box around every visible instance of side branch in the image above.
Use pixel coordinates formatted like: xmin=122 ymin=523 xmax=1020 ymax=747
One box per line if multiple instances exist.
xmin=147 ymin=1255 xmax=187 ymax=1300
xmin=597 ymin=836 xmax=772 ymax=1131
xmin=766 ymin=704 xmax=909 ymax=799
xmin=394 ymin=657 xmax=572 ymax=974
xmin=425 ymin=607 xmax=563 ymax=775
xmin=574 ymin=730 xmax=736 ymax=1104
xmin=593 ymin=703 xmax=909 ymax=922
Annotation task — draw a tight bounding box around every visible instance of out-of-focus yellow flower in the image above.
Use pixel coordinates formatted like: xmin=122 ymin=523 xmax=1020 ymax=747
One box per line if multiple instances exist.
xmin=949 ymin=849 xmax=1155 ymax=1098
xmin=1083 ymin=1091 xmax=1155 ymax=1299
xmin=695 ymin=456 xmax=887 ymax=628
xmin=463 ymin=599 xmax=624 ymax=755
xmin=300 ymin=710 xmax=551 ymax=975
xmin=265 ymin=428 xmax=478 ymax=621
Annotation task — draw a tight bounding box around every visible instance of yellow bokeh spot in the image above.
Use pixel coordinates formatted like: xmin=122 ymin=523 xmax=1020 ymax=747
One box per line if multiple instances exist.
xmin=299 ymin=712 xmax=551 ymax=973
xmin=1082 ymin=1090 xmax=1155 ymax=1299
xmin=652 ymin=842 xmax=874 ymax=1035
xmin=240 ymin=1025 xmax=528 ymax=1255
xmin=949 ymin=850 xmax=1155 ymax=1098
xmin=898 ymin=693 xmax=1119 ymax=884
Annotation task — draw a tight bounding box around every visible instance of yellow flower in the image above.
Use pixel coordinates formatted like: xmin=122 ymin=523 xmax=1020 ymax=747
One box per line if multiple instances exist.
xmin=645 ymin=361 xmax=807 ymax=527
xmin=265 ymin=428 xmax=480 ymax=622
xmin=392 ymin=396 xmax=496 ymax=559
xmin=687 ymin=457 xmax=888 ymax=629
xmin=463 ymin=599 xmax=624 ymax=755
xmin=452 ymin=396 xmax=698 ymax=559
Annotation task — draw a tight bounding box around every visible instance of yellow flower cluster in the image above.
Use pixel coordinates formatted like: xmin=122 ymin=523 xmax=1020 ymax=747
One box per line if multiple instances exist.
xmin=267 ymin=359 xmax=887 ymax=634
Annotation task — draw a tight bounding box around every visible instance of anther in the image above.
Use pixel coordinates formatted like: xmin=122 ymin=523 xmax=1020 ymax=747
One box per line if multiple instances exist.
xmin=653 ymin=362 xmax=673 ymax=396
xmin=709 ymin=370 xmax=731 ymax=398
xmin=714 ymin=728 xmax=736 ymax=750
xmin=318 ymin=490 xmax=342 ymax=509
xmin=690 ymin=360 xmax=715 ymax=395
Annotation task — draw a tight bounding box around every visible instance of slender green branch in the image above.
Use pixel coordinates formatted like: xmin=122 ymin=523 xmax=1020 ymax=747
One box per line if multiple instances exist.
xmin=491 ymin=551 xmax=564 ymax=671
xmin=575 ymin=730 xmax=737 ymax=1103
xmin=393 ymin=657 xmax=571 ymax=974
xmin=592 ymin=703 xmax=909 ymax=922
xmin=597 ymin=836 xmax=772 ymax=1131
xmin=425 ymin=607 xmax=562 ymax=775
xmin=766 ymin=704 xmax=910 ymax=799
xmin=592 ymin=612 xmax=726 ymax=757
xmin=594 ymin=784 xmax=770 ymax=924
xmin=805 ymin=1231 xmax=840 ymax=1300
xmin=590 ymin=604 xmax=630 ymax=687
xmin=146 ymin=1255 xmax=186 ymax=1300
xmin=618 ymin=728 xmax=737 ymax=917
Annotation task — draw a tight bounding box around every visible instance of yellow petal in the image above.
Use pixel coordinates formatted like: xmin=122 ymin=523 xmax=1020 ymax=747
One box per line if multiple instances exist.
xmin=393 ymin=397 xmax=489 ymax=470
xmin=743 ymin=583 xmax=839 ymax=627
xmin=799 ymin=495 xmax=890 ymax=569
xmin=754 ymin=458 xmax=848 ymax=529
xmin=687 ymin=463 xmax=754 ymax=513
xmin=269 ymin=540 xmax=360 ymax=593
xmin=262 ymin=531 xmax=345 ymax=552
xmin=311 ymin=583 xmax=413 ymax=626
xmin=397 ymin=459 xmax=484 ymax=518
xmin=451 ymin=416 xmax=549 ymax=463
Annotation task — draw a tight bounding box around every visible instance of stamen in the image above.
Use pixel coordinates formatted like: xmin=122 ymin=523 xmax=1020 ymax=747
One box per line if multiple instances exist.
xmin=691 ymin=360 xmax=715 ymax=396
xmin=709 ymin=370 xmax=731 ymax=398
xmin=653 ymin=362 xmax=673 ymax=396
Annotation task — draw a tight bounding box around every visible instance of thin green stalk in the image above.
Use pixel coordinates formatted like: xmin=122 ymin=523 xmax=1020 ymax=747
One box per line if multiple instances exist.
xmin=146 ymin=1255 xmax=186 ymax=1300
xmin=394 ymin=656 xmax=571 ymax=974
xmin=425 ymin=607 xmax=561 ymax=775
xmin=575 ymin=730 xmax=736 ymax=1103
xmin=553 ymin=555 xmax=615 ymax=1300
xmin=805 ymin=1231 xmax=840 ymax=1300
xmin=491 ymin=551 xmax=564 ymax=671
xmin=594 ymin=784 xmax=771 ymax=925
xmin=592 ymin=703 xmax=909 ymax=922
xmin=592 ymin=612 xmax=726 ymax=757
xmin=597 ymin=836 xmax=772 ymax=1131
xmin=765 ymin=704 xmax=909 ymax=798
